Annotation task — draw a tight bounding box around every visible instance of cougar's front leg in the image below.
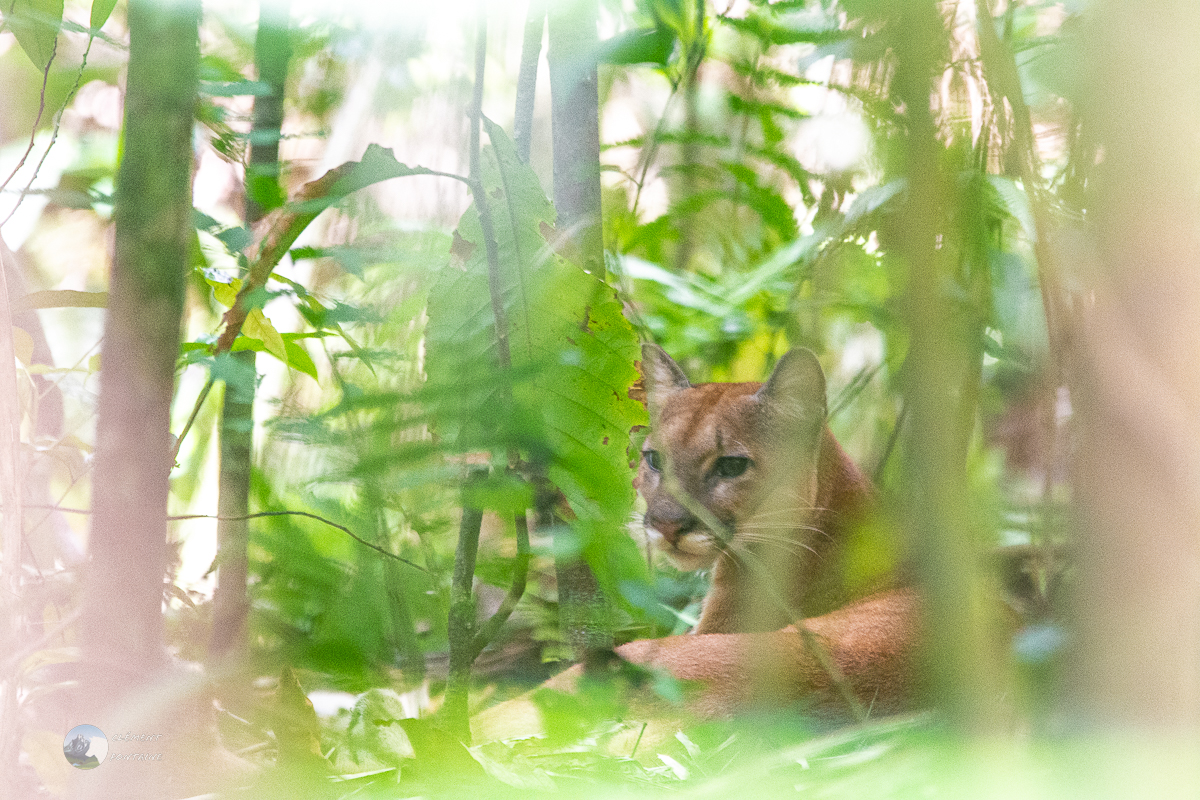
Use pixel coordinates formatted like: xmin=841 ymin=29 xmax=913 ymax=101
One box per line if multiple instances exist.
xmin=616 ymin=588 xmax=920 ymax=719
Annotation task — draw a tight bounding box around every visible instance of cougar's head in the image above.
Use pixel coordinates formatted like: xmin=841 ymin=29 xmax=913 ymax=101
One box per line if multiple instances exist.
xmin=635 ymin=344 xmax=828 ymax=571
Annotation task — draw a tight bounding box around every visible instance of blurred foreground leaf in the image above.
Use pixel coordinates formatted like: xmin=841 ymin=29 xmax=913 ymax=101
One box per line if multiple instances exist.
xmin=7 ymin=0 xmax=63 ymax=70
xmin=426 ymin=120 xmax=649 ymax=603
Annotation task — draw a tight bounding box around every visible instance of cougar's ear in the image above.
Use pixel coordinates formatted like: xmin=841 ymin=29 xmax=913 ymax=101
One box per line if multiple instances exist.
xmin=640 ymin=343 xmax=691 ymax=418
xmin=755 ymin=348 xmax=827 ymax=431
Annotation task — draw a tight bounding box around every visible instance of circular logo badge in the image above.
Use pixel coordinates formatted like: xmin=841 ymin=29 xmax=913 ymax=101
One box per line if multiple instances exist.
xmin=63 ymin=724 xmax=107 ymax=770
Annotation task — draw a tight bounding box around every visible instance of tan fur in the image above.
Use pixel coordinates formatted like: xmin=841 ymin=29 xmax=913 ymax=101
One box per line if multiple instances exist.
xmin=615 ymin=588 xmax=919 ymax=718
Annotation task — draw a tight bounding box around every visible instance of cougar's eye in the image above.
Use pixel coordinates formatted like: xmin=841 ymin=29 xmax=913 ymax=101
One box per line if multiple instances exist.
xmin=712 ymin=455 xmax=751 ymax=479
xmin=643 ymin=449 xmax=663 ymax=472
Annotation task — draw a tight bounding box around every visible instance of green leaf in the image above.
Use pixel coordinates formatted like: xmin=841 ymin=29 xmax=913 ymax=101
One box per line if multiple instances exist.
xmin=215 ymin=225 xmax=253 ymax=253
xmin=722 ymin=7 xmax=846 ymax=48
xmin=283 ymin=338 xmax=318 ymax=380
xmin=89 ymin=0 xmax=117 ymax=31
xmin=290 ymin=245 xmax=367 ymax=278
xmin=599 ymin=26 xmax=677 ymax=65
xmin=246 ymin=169 xmax=286 ymax=215
xmin=229 ymin=336 xmax=264 ymax=353
xmin=9 ymin=0 xmax=64 ymax=70
xmin=8 ymin=0 xmax=63 ymax=70
xmin=529 ymin=684 xmax=626 ymax=748
xmin=252 ymin=144 xmax=464 ymax=279
xmin=844 ymin=179 xmax=906 ymax=228
xmin=619 ymin=255 xmax=730 ymax=316
xmin=426 ymin=119 xmax=649 ymax=600
xmin=13 ymin=290 xmax=107 ymax=311
xmin=244 ymin=308 xmax=287 ymax=362
xmin=721 ymin=161 xmax=799 ymax=241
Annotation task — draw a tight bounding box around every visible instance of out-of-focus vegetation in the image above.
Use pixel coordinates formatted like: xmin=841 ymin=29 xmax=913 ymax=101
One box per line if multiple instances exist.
xmin=2 ymin=0 xmax=1199 ymax=797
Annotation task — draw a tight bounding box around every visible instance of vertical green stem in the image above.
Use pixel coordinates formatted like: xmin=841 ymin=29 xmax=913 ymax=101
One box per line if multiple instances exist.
xmin=891 ymin=0 xmax=995 ymax=733
xmin=445 ymin=471 xmax=485 ymax=743
xmin=365 ymin=479 xmax=424 ymax=677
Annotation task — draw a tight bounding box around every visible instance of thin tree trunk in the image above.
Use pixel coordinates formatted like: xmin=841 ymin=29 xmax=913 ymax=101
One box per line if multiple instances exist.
xmin=208 ymin=0 xmax=291 ymax=666
xmin=675 ymin=0 xmax=704 ymax=275
xmin=83 ymin=0 xmax=198 ymax=683
xmin=546 ymin=0 xmax=613 ymax=665
xmin=78 ymin=1 xmax=199 ymax=796
xmin=513 ymin=0 xmax=544 ymax=165
xmin=547 ymin=0 xmax=604 ymax=279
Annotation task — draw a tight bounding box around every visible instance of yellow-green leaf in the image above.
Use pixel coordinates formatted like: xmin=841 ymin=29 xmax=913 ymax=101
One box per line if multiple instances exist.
xmin=14 ymin=290 xmax=107 ymax=311
xmin=244 ymin=308 xmax=286 ymax=362
xmin=208 ymin=278 xmax=239 ymax=308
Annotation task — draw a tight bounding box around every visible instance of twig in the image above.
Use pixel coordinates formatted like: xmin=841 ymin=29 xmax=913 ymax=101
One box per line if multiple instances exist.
xmin=736 ymin=551 xmax=869 ymax=724
xmin=630 ymin=89 xmax=680 ymax=220
xmin=2 ymin=32 xmax=95 ymax=229
xmin=214 ymin=153 xmax=468 ymax=355
xmin=446 ymin=12 xmax=533 ymax=743
xmin=183 ymin=511 xmax=427 ymax=573
xmin=24 ymin=504 xmax=430 ymax=573
xmin=630 ymin=722 xmax=648 ymax=759
xmin=0 ymin=37 xmax=57 ymax=204
xmin=170 ymin=376 xmax=214 ymax=464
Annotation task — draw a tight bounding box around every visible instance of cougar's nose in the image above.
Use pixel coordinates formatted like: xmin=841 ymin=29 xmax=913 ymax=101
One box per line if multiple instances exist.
xmin=645 ymin=505 xmax=697 ymax=546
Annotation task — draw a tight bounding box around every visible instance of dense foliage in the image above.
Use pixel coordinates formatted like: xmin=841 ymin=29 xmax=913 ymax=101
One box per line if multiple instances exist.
xmin=0 ymin=0 xmax=1159 ymax=796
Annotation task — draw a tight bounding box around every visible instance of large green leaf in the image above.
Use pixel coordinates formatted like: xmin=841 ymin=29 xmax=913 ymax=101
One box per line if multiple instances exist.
xmin=8 ymin=0 xmax=63 ymax=70
xmin=426 ymin=119 xmax=648 ymax=599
